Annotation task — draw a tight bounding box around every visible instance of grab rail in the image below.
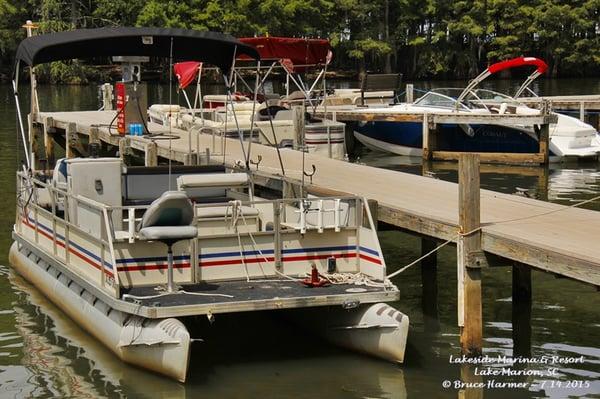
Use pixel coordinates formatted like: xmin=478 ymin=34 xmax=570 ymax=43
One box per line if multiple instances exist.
xmin=16 ymin=172 xmax=119 ymax=294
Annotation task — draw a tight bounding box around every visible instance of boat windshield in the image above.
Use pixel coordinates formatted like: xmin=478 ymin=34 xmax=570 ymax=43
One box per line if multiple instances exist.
xmin=470 ymin=89 xmax=520 ymax=105
xmin=414 ymin=88 xmax=521 ymax=111
xmin=414 ymin=89 xmax=470 ymax=110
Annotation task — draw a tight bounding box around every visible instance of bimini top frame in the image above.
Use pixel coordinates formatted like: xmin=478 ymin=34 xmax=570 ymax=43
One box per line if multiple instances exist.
xmin=455 ymin=56 xmax=548 ymax=109
xmin=236 ymin=36 xmax=333 ymax=102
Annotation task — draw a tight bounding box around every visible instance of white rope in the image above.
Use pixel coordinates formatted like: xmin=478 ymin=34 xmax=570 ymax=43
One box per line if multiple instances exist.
xmin=386 ymin=234 xmax=459 ymax=280
xmin=122 ymin=290 xmax=234 ymax=301
xmin=227 ymin=200 xmax=302 ymax=282
xmin=321 ymin=272 xmax=393 ymax=288
xmin=226 ymin=200 xmax=251 ymax=282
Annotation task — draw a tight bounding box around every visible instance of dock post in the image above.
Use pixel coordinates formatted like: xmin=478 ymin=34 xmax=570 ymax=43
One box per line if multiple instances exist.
xmin=101 ymin=83 xmax=114 ymax=111
xmin=118 ymin=137 xmax=129 ymax=161
xmin=421 ymin=238 xmax=439 ymax=332
xmin=458 ymin=153 xmax=483 ymax=356
xmin=43 ymin=116 xmax=55 ymax=168
xmin=292 ymin=105 xmax=305 ymax=151
xmin=512 ymin=262 xmax=532 ymax=357
xmin=459 ymin=364 xmax=483 ymax=399
xmin=422 ymin=113 xmax=431 ymax=161
xmin=89 ymin=126 xmax=100 ymax=144
xmin=538 ymin=102 xmax=550 ymax=164
xmin=145 ymin=141 xmax=158 ymax=166
xmin=579 ymin=101 xmax=585 ymax=122
xmin=406 ymin=84 xmax=414 ymax=103
xmin=539 ymin=123 xmax=550 ymax=164
xmin=65 ymin=122 xmax=77 ymax=158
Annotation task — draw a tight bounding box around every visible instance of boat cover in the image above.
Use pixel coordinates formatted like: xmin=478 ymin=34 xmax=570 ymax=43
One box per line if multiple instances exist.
xmin=487 ymin=57 xmax=548 ymax=74
xmin=14 ymin=27 xmax=259 ymax=74
xmin=238 ymin=37 xmax=331 ymax=67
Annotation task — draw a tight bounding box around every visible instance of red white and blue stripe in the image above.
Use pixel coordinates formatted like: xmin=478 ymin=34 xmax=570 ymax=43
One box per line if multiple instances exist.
xmin=22 ymin=215 xmax=114 ymax=277
xmin=22 ymin=216 xmax=382 ymax=275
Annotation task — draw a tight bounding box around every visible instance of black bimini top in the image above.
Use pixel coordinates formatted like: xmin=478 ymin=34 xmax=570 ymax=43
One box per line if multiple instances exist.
xmin=14 ymin=27 xmax=259 ymax=74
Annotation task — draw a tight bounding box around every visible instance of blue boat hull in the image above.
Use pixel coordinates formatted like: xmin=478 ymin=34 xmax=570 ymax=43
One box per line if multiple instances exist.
xmin=355 ymin=121 xmax=540 ymax=154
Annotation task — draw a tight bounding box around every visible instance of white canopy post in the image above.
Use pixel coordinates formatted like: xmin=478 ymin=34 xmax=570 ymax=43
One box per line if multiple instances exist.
xmin=12 ymin=76 xmax=31 ymax=168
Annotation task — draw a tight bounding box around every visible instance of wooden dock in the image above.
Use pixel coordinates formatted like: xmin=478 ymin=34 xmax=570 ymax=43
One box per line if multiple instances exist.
xmin=312 ymin=107 xmax=558 ymax=165
xmin=517 ymin=94 xmax=600 ymax=130
xmin=34 ymin=110 xmax=600 ymax=287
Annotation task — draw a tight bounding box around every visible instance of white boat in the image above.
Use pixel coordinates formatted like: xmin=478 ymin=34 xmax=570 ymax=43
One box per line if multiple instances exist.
xmin=146 ymin=37 xmax=348 ymax=161
xmin=331 ymin=57 xmax=600 ymax=161
xmin=148 ymin=99 xmax=347 ymax=160
xmin=10 ymin=27 xmax=408 ymax=382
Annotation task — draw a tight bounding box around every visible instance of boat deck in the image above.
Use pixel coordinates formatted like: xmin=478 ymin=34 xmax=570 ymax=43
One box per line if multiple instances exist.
xmin=123 ymin=280 xmax=390 ymax=308
xmin=14 ymin=232 xmax=398 ymax=319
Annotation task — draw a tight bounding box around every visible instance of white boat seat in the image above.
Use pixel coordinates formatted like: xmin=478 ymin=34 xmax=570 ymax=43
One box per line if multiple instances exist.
xmin=137 ymin=190 xmax=198 ymax=292
xmin=177 ymin=173 xmax=249 ymax=190
xmin=139 ymin=191 xmax=198 ymax=244
xmin=138 ymin=226 xmax=198 ymax=241
xmin=196 ymin=205 xmax=259 ymax=219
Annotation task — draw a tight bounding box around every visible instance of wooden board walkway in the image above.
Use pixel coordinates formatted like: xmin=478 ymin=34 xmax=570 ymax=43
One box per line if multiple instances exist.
xmin=517 ymin=95 xmax=600 ymax=129
xmin=35 ymin=111 xmax=600 ymax=287
xmin=517 ymin=94 xmax=600 ymax=111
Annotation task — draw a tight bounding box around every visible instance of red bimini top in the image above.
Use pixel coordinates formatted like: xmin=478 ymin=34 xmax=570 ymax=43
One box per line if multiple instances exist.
xmin=487 ymin=56 xmax=548 ymax=75
xmin=238 ymin=37 xmax=331 ymax=68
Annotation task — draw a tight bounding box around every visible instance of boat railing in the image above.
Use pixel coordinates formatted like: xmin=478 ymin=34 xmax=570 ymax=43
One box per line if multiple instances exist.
xmin=15 ymin=171 xmax=121 ymax=296
xmin=111 ymin=196 xmax=363 ymax=242
xmin=16 ymin=170 xmax=384 ymax=288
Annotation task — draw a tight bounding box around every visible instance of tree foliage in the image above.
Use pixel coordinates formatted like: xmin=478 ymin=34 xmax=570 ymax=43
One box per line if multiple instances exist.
xmin=0 ymin=0 xmax=599 ymax=81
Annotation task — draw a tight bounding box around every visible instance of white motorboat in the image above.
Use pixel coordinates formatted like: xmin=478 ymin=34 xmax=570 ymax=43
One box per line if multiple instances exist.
xmin=332 ymin=57 xmax=600 ymax=161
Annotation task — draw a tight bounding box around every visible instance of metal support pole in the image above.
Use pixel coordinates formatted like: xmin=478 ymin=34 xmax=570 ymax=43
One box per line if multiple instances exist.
xmin=167 ymin=245 xmax=175 ymax=292
xmin=273 ymin=202 xmax=282 ymax=270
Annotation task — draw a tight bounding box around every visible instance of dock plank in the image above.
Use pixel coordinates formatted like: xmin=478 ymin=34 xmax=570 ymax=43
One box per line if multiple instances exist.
xmin=36 ymin=111 xmax=600 ymax=286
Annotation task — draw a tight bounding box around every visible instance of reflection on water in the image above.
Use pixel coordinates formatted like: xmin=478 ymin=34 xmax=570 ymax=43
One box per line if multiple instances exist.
xmin=5 ymin=269 xmax=406 ymax=399
xmin=0 ymin=81 xmax=599 ymax=398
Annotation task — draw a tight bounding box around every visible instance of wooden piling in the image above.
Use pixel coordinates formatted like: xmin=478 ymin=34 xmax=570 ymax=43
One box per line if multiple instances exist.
xmin=422 ymin=113 xmax=432 ymax=160
xmin=89 ymin=127 xmax=100 ymax=145
xmin=459 ymin=364 xmax=483 ymax=399
xmin=118 ymin=137 xmax=129 ymax=161
xmin=512 ymin=262 xmax=532 ymax=357
xmin=42 ymin=116 xmax=55 ymax=167
xmin=65 ymin=122 xmax=77 ymax=158
xmin=538 ymin=123 xmax=550 ymax=164
xmin=406 ymin=84 xmax=414 ymax=103
xmin=292 ymin=105 xmax=305 ymax=150
xmin=457 ymin=153 xmax=483 ymax=356
xmin=145 ymin=141 xmax=158 ymax=166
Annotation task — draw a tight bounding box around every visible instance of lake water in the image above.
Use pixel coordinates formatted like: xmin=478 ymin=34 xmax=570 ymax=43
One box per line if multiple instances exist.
xmin=0 ymin=80 xmax=599 ymax=398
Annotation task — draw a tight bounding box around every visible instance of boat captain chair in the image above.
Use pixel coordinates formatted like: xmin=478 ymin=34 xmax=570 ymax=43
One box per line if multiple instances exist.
xmin=139 ymin=191 xmax=198 ymax=292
